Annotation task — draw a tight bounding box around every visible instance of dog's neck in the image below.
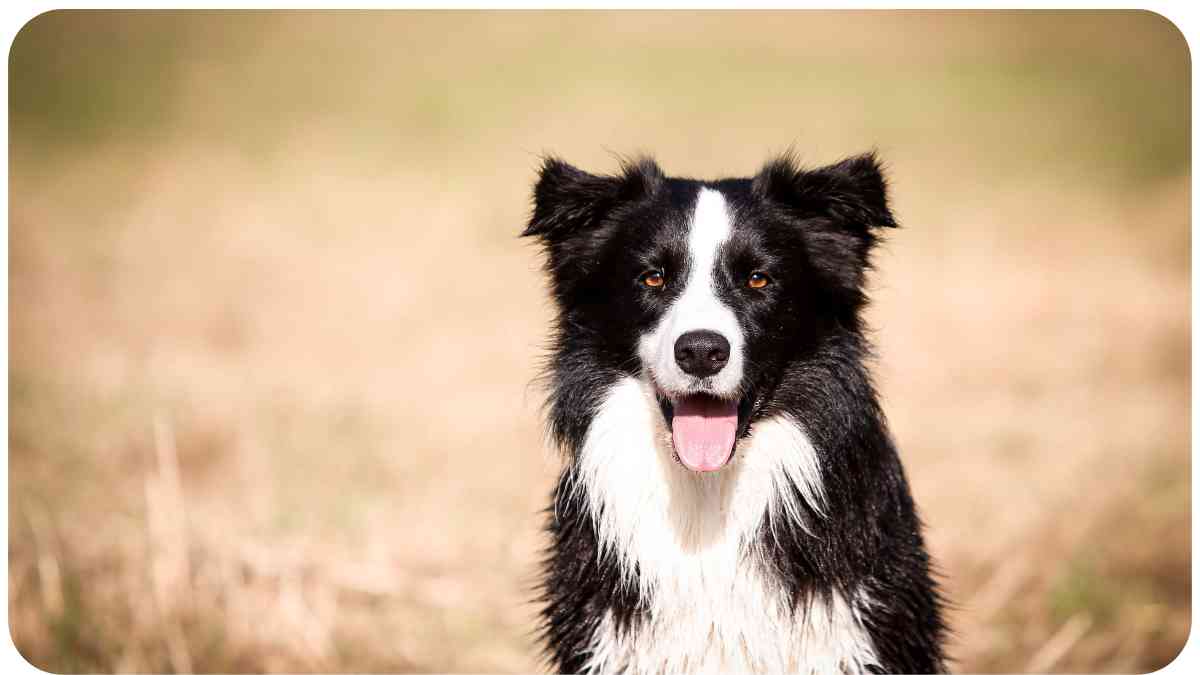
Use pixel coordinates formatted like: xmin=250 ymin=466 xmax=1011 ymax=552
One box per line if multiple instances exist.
xmin=568 ymin=376 xmax=878 ymax=673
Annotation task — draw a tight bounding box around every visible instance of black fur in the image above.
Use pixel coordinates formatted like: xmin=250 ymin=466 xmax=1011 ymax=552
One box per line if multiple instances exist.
xmin=525 ymin=152 xmax=948 ymax=673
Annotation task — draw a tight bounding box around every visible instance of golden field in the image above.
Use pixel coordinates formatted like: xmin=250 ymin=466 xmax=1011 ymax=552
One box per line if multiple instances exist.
xmin=7 ymin=10 xmax=1190 ymax=673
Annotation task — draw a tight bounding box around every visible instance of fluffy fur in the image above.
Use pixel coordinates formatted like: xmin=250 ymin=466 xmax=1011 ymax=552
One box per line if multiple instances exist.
xmin=524 ymin=152 xmax=947 ymax=674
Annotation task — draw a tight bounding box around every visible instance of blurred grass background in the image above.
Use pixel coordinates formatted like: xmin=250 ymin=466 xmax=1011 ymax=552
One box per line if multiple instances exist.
xmin=6 ymin=10 xmax=1190 ymax=673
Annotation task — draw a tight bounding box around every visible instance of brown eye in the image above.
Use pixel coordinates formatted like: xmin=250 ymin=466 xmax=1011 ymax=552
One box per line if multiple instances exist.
xmin=748 ymin=272 xmax=771 ymax=289
xmin=641 ymin=270 xmax=666 ymax=288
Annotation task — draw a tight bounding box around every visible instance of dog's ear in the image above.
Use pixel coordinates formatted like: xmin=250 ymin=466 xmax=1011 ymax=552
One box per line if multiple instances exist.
xmin=523 ymin=156 xmax=662 ymax=242
xmin=753 ymin=151 xmax=896 ymax=232
xmin=524 ymin=156 xmax=662 ymax=297
xmin=753 ymin=152 xmax=896 ymax=303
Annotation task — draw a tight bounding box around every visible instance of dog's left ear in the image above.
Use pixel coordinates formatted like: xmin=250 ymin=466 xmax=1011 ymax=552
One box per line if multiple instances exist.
xmin=753 ymin=151 xmax=896 ymax=232
xmin=753 ymin=152 xmax=897 ymax=302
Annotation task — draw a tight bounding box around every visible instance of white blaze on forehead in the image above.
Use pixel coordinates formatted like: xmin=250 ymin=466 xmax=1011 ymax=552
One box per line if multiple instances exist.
xmin=689 ymin=188 xmax=734 ymax=279
xmin=638 ymin=187 xmax=745 ymax=397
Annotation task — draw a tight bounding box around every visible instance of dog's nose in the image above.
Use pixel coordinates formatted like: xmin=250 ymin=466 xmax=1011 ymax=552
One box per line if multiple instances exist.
xmin=674 ymin=330 xmax=731 ymax=377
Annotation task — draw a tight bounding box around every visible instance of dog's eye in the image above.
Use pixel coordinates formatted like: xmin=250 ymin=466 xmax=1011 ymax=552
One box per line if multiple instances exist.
xmin=641 ymin=270 xmax=666 ymax=288
xmin=748 ymin=272 xmax=771 ymax=289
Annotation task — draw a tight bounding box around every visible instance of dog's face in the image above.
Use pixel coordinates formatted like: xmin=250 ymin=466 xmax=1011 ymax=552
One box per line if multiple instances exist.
xmin=525 ymin=154 xmax=895 ymax=472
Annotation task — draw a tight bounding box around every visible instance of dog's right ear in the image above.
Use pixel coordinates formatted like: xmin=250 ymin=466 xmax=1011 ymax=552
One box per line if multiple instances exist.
xmin=522 ymin=156 xmax=662 ymax=242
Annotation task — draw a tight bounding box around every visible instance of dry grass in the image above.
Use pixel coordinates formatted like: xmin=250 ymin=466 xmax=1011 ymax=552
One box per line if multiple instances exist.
xmin=7 ymin=10 xmax=1190 ymax=673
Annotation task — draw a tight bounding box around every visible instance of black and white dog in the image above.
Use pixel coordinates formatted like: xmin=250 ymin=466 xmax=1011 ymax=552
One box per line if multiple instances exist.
xmin=524 ymin=152 xmax=947 ymax=674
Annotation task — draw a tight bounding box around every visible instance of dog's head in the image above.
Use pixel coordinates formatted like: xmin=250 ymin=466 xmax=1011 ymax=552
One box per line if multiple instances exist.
xmin=524 ymin=153 xmax=896 ymax=472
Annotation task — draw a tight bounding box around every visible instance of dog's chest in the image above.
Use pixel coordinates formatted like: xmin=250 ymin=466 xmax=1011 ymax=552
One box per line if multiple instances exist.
xmin=574 ymin=377 xmax=877 ymax=673
xmin=587 ymin=559 xmax=875 ymax=674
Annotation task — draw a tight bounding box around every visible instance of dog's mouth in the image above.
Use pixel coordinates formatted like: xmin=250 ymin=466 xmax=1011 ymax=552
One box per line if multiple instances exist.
xmin=656 ymin=390 xmax=754 ymax=473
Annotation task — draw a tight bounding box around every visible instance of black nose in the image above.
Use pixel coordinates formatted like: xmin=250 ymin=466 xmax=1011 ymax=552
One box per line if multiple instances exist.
xmin=674 ymin=330 xmax=731 ymax=377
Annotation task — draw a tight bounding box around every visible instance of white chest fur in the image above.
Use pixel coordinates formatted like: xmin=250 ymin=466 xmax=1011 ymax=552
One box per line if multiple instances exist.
xmin=567 ymin=377 xmax=878 ymax=674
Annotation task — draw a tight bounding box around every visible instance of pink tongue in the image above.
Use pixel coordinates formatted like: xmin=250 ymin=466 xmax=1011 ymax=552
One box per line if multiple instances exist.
xmin=671 ymin=395 xmax=739 ymax=472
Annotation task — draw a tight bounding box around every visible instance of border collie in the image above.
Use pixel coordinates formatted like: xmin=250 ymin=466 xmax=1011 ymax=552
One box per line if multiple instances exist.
xmin=523 ymin=152 xmax=947 ymax=674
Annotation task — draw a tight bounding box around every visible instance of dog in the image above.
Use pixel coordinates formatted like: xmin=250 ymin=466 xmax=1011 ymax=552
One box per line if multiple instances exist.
xmin=523 ymin=152 xmax=947 ymax=674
